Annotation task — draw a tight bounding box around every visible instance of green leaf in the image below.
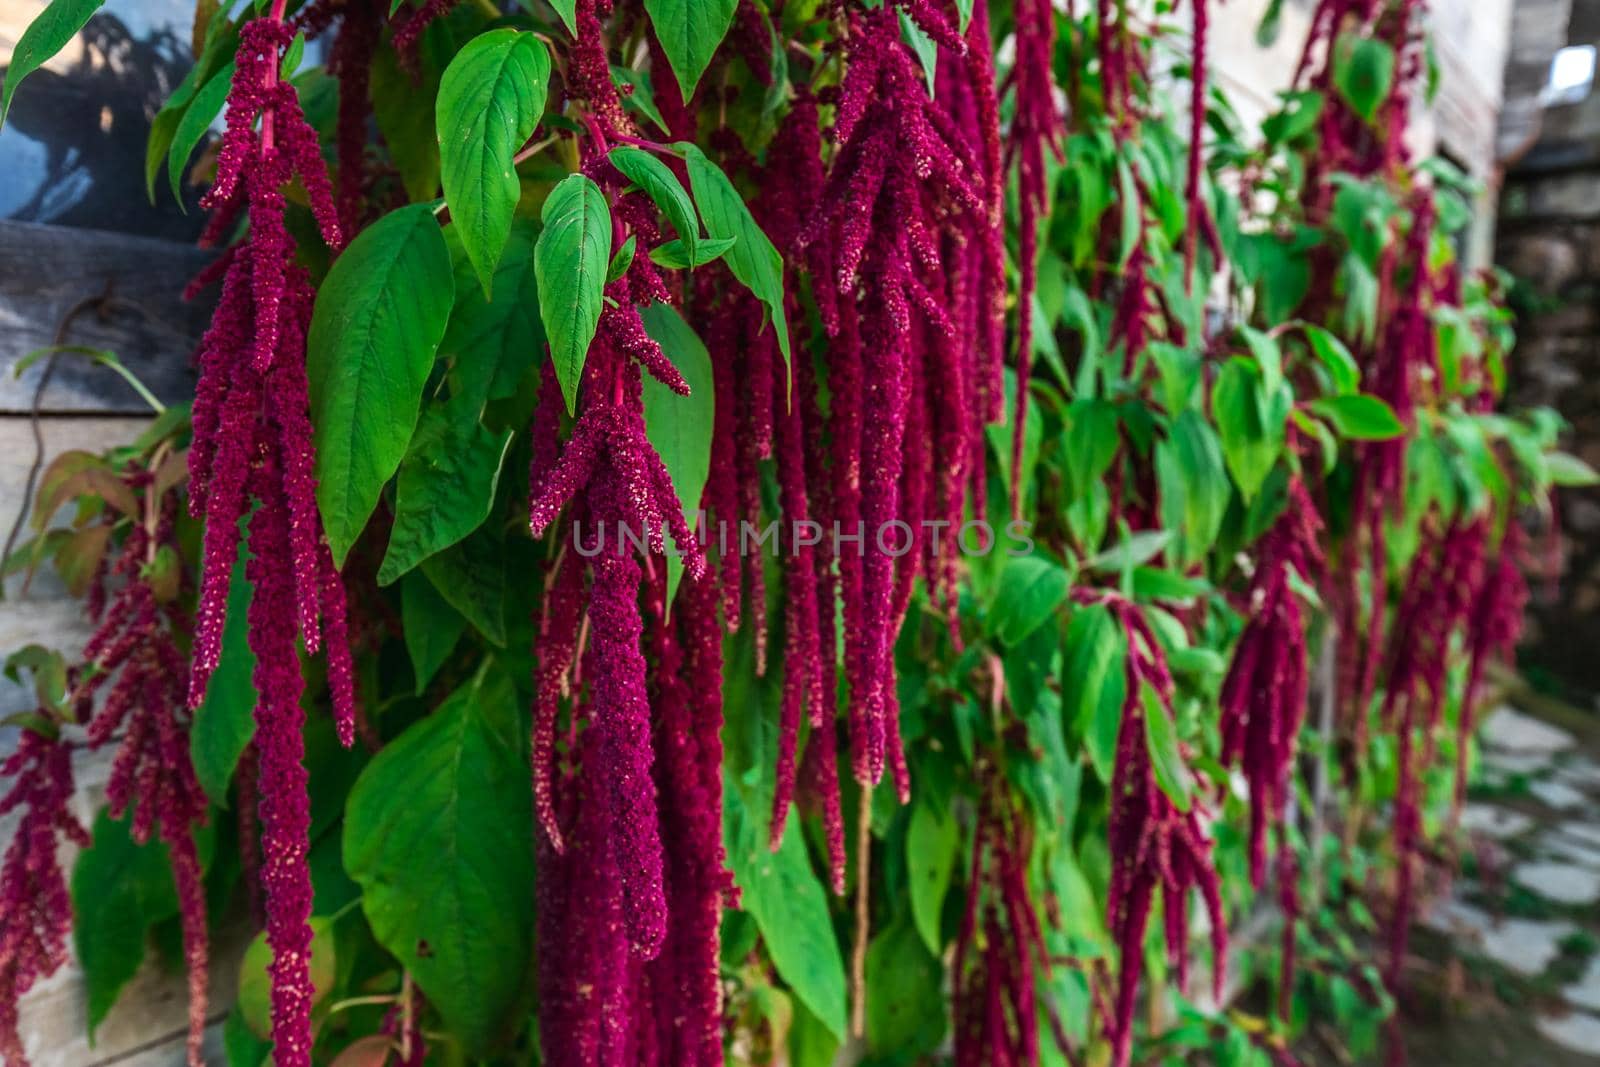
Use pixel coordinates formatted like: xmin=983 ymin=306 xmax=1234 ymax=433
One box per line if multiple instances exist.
xmin=345 ymin=666 xmax=534 ymax=1055
xmin=650 ymin=235 xmax=737 ymax=269
xmin=146 ymin=17 xmax=238 ymax=202
xmin=1301 ymin=323 xmax=1359 ymax=394
xmin=1084 ymin=529 xmax=1172 ymax=573
xmin=1547 ymin=451 xmax=1600 ymax=487
xmin=1238 ymin=324 xmax=1284 ymax=398
xmin=535 ymin=174 xmax=612 ymax=415
xmin=609 ymin=146 xmax=700 ymax=266
xmin=402 ymin=571 xmax=467 ymax=693
xmin=1334 ymin=35 xmax=1396 ymax=125
xmin=1157 ymin=410 xmax=1229 ymax=566
xmin=680 ymin=143 xmax=790 ymax=372
xmin=379 ymin=400 xmax=513 ymax=585
xmin=989 ymin=554 xmax=1072 ymax=645
xmin=643 ymin=0 xmax=739 ymax=97
xmin=790 ymin=998 xmax=842 ymax=1067
xmin=724 ymin=777 xmax=848 ymax=1040
xmin=612 ymin=65 xmax=668 ymax=133
xmin=1142 ymin=685 xmax=1191 ymax=812
xmin=167 ymin=61 xmax=235 ymax=204
xmin=2 ymin=0 xmax=107 ymax=126
xmin=607 ymin=234 xmax=637 ymax=281
xmin=420 ymin=527 xmax=508 ymax=646
xmin=905 ymin=801 xmax=957 ymax=955
xmin=441 ymin=220 xmax=544 ymax=414
xmin=548 ymin=0 xmax=577 ymax=34
xmin=897 ymin=9 xmax=937 ymax=94
xmin=1307 ymin=394 xmax=1405 ymax=440
xmin=191 ymin=543 xmax=257 ymax=805
xmin=72 ymin=810 xmax=214 ymax=1036
xmin=865 ymin=913 xmax=946 ymax=1055
xmin=1063 ymin=603 xmax=1126 ymax=783
xmin=437 ymin=29 xmax=551 ymax=295
xmin=1213 ymin=358 xmax=1288 ymax=501
xmin=223 ymin=1007 xmax=271 ymax=1067
xmin=308 ymin=204 xmax=455 ymax=566
xmin=372 ymin=43 xmax=442 ymax=202
xmin=640 ymin=303 xmax=715 ymax=608
xmin=236 ymin=918 xmax=338 ymax=1039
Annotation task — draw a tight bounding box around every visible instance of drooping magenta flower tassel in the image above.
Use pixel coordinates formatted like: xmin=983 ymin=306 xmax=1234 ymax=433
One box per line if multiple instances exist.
xmin=1094 ymin=592 xmax=1226 ymax=1067
xmin=1006 ymin=0 xmax=1062 ymax=517
xmin=75 ymin=469 xmax=211 ymax=1067
xmin=243 ymin=452 xmax=319 ymax=1067
xmin=1455 ymin=521 xmax=1529 ymax=814
xmin=180 ymin=13 xmax=358 ymax=1063
xmin=0 ymin=729 xmax=87 ymax=1067
xmin=953 ymin=784 xmax=1051 ymax=1066
xmin=1220 ymin=477 xmax=1325 ymax=886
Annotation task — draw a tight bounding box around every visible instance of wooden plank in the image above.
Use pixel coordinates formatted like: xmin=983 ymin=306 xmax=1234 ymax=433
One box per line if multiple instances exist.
xmin=0 ymin=221 xmax=216 ymax=415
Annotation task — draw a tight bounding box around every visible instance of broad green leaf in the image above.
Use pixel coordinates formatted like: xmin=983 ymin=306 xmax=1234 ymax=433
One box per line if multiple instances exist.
xmin=865 ymin=914 xmax=945 ymax=1055
xmin=1213 ymin=358 xmax=1288 ymax=501
xmin=607 ymin=234 xmax=637 ymax=281
xmin=72 ymin=811 xmax=215 ymax=1036
xmin=345 ymin=666 xmax=534 ymax=1055
xmin=191 ymin=544 xmax=256 ymax=806
xmin=724 ymin=777 xmax=848 ymax=1040
xmin=378 ymin=400 xmax=514 ymax=585
xmin=609 ymin=146 xmax=700 ymax=265
xmin=680 ymin=144 xmax=791 ymax=371
xmin=906 ymin=801 xmax=957 ymax=955
xmin=437 ymin=29 xmax=551 ymax=294
xmin=1238 ymin=324 xmax=1284 ymax=397
xmin=1142 ymin=685 xmax=1191 ymax=812
xmin=1301 ymin=323 xmax=1359 ymax=394
xmin=612 ymin=65 xmax=668 ymax=132
xmin=308 ymin=204 xmax=454 ymax=566
xmin=441 ymin=221 xmax=544 ymax=414
xmin=1307 ymin=394 xmax=1405 ymax=440
xmin=2 ymin=0 xmax=106 ymax=126
xmin=1084 ymin=529 xmax=1172 ymax=573
xmin=548 ymin=0 xmax=577 ymax=34
xmin=1158 ymin=410 xmax=1229 ymax=566
xmin=898 ymin=10 xmax=937 ymax=94
xmin=420 ymin=526 xmax=508 ymax=646
xmin=650 ymin=235 xmax=737 ymax=269
xmin=223 ymin=1007 xmax=271 ymax=1067
xmin=1063 ymin=603 xmax=1126 ymax=783
xmin=989 ymin=554 xmax=1072 ymax=645
xmin=790 ymin=998 xmax=842 ymax=1067
xmin=640 ymin=303 xmax=715 ymax=608
xmin=535 ymin=174 xmax=611 ymax=414
xmin=1065 ymin=398 xmax=1120 ymax=492
xmin=166 ymin=61 xmax=235 ymax=204
xmin=643 ymin=0 xmax=739 ymax=97
xmin=146 ymin=17 xmax=238 ymax=201
xmin=1334 ymin=35 xmax=1395 ymax=125
xmin=1547 ymin=451 xmax=1600 ymax=487
xmin=401 ymin=571 xmax=467 ymax=693
xmin=73 ymin=811 xmax=179 ymax=1035
xmin=372 ymin=43 xmax=442 ymax=202
xmin=236 ymin=918 xmax=338 ymax=1039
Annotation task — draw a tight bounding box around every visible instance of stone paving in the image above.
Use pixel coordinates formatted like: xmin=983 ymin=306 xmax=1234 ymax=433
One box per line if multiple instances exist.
xmin=1423 ymin=705 xmax=1600 ymax=1060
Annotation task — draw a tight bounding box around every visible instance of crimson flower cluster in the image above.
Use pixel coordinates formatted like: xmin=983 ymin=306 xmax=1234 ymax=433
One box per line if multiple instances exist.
xmin=73 ymin=468 xmax=210 ymax=1067
xmin=186 ymin=15 xmax=357 ymax=1067
xmin=0 ymin=730 xmax=85 ymax=1067
xmin=1093 ymin=592 xmax=1225 ymax=1067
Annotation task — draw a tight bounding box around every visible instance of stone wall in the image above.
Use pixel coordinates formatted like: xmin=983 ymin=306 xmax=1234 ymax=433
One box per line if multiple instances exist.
xmin=1495 ymin=0 xmax=1600 ymax=694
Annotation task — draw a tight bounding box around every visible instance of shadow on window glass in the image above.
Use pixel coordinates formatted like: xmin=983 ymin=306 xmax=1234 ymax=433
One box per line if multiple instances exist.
xmin=1 ymin=0 xmax=208 ymax=241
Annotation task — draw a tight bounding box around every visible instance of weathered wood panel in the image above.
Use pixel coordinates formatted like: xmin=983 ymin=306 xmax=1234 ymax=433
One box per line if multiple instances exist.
xmin=0 ymin=221 xmax=215 ymax=415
